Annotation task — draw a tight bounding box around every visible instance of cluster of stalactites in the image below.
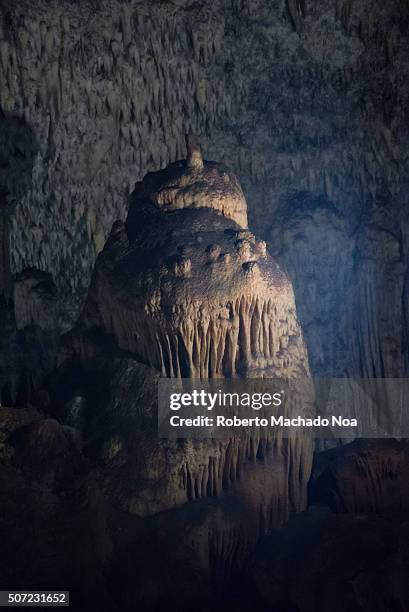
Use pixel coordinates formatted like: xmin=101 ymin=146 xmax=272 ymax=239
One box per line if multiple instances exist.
xmin=96 ymin=292 xmax=305 ymax=379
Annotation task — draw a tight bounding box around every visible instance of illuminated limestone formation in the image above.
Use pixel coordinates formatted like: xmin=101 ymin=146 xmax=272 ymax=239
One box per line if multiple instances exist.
xmin=81 ymin=148 xmax=309 ymax=380
xmin=130 ymin=136 xmax=248 ymax=228
xmin=73 ymin=150 xmax=313 ymax=542
xmin=86 ymin=355 xmax=312 ymax=537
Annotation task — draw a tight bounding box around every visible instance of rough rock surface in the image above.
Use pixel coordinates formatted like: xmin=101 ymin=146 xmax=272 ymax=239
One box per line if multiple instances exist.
xmin=13 ymin=267 xmax=58 ymax=330
xmin=270 ymin=193 xmax=355 ymax=376
xmin=68 ymin=355 xmax=311 ymax=526
xmin=1 ymin=0 xmax=409 ymax=332
xmin=271 ymin=192 xmax=408 ymax=378
xmin=1 ymin=1 xmax=409 ymax=609
xmin=309 ymin=439 xmax=409 ymax=517
xmin=136 ymin=140 xmax=248 ymax=228
xmin=80 ymin=155 xmax=309 ymax=379
xmin=67 ymin=150 xmax=313 ymax=531
xmin=47 ymin=151 xmax=314 ymax=592
xmin=0 ymin=0 xmax=408 ymax=382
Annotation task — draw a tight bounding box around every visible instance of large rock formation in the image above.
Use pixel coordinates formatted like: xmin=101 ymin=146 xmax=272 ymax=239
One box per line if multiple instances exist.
xmin=1 ymin=2 xmax=409 ymax=609
xmin=1 ymin=0 xmax=409 ymax=334
xmin=58 ymin=149 xmax=314 ymax=583
xmin=73 ymin=355 xmax=310 ymax=526
xmin=79 ymin=146 xmax=309 ymax=380
xmin=0 ymin=0 xmax=408 ymax=386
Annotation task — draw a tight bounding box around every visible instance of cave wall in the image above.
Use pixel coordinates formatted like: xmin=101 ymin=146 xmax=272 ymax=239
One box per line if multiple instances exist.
xmin=1 ymin=0 xmax=408 ymax=282
xmin=1 ymin=0 xmax=409 ymax=371
xmin=1 ymin=3 xmax=409 ymax=606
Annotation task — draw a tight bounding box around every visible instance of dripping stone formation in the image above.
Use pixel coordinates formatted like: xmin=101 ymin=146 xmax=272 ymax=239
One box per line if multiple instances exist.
xmin=66 ymin=141 xmax=313 ymax=559
xmin=1 ymin=1 xmax=409 ymax=609
xmin=0 ymin=137 xmax=315 ymax=612
xmin=79 ymin=139 xmax=309 ymax=380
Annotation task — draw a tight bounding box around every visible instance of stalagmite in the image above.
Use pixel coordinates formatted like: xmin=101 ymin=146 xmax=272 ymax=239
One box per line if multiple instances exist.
xmin=80 ymin=145 xmax=308 ymax=380
xmin=72 ymin=146 xmax=313 ymax=538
